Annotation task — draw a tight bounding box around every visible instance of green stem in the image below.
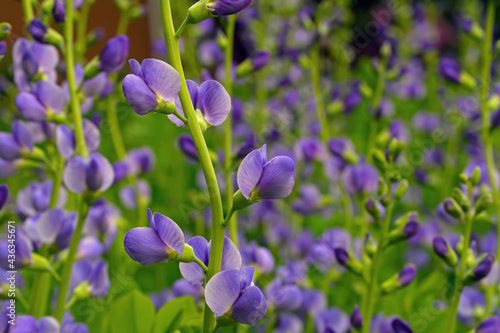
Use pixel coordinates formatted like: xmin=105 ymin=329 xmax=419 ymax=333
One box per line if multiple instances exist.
xmin=64 ymin=0 xmax=88 ymax=158
xmin=310 ymin=43 xmax=329 ymax=142
xmin=159 ymin=1 xmax=225 ymax=332
xmin=361 ymin=180 xmax=393 ymax=333
xmin=224 ymin=15 xmax=238 ymax=247
xmin=117 ymin=14 xmax=129 ymax=36
xmin=106 ymin=93 xmax=127 ymax=159
xmin=54 ymin=199 xmax=89 ymax=321
xmin=447 ymin=187 xmax=474 ymax=333
xmin=21 ymin=0 xmax=34 ymax=31
xmin=76 ymin=0 xmax=91 ymax=61
xmin=222 ymin=207 xmax=236 ymax=227
xmin=174 ymin=15 xmax=190 ymax=39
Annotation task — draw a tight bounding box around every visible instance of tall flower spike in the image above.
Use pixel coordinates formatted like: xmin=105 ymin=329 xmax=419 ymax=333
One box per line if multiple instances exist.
xmin=98 ymin=35 xmax=129 ymax=73
xmin=122 ymin=58 xmax=181 ymax=115
xmin=168 ymin=79 xmax=231 ymax=129
xmin=124 ymin=209 xmax=185 ymax=266
xmin=205 ymin=267 xmax=267 ymax=326
xmin=236 ymin=144 xmax=295 ymax=203
xmin=63 ymin=153 xmax=114 ymax=194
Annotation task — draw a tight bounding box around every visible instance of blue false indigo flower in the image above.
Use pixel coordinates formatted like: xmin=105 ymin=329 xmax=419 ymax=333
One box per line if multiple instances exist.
xmin=0 ymin=184 xmax=7 ymax=211
xmin=205 ymin=267 xmax=266 ymax=326
xmin=458 ymin=288 xmax=485 ymax=325
xmin=70 ymin=259 xmax=110 ymax=299
xmin=315 ymin=307 xmax=350 ymax=333
xmin=179 ymin=236 xmax=241 ymax=285
xmin=53 ymin=0 xmax=66 ymax=23
xmin=35 ymin=209 xmax=77 ymax=250
xmin=236 ymin=51 xmax=271 ymax=77
xmin=0 ymin=229 xmax=33 ymax=269
xmin=298 ymin=289 xmax=327 ymax=317
xmin=16 ymin=180 xmax=67 ymax=218
xmin=380 ymin=264 xmax=417 ymax=294
xmin=119 ymin=180 xmax=151 ymax=210
xmin=127 ymin=147 xmax=155 ymax=175
xmin=76 ymin=236 xmax=104 ymax=260
xmin=342 ymin=162 xmax=378 ymax=195
xmin=466 ymin=253 xmax=495 ymax=284
xmin=235 ymin=144 xmax=294 ymax=206
xmin=187 ymin=0 xmax=252 ymax=24
xmin=56 ymin=120 xmax=100 ymax=159
xmin=476 ymin=317 xmax=500 ymax=333
xmin=28 ymin=19 xmax=64 ymax=48
xmin=83 ymin=200 xmax=119 ymax=251
xmin=412 ymin=111 xmax=441 ymax=134
xmin=265 ymin=278 xmax=303 ymax=312
xmin=169 ymin=79 xmax=231 ymax=129
xmin=236 ymin=133 xmax=256 ymax=159
xmin=350 ymin=305 xmax=363 ymax=328
xmin=334 ymin=248 xmax=363 ymax=274
xmin=171 ymin=279 xmax=204 ymax=303
xmin=293 ymin=184 xmax=323 ymax=216
xmin=328 ymin=136 xmax=357 ymax=163
xmin=98 ymin=35 xmax=129 ymax=73
xmin=63 ymin=153 xmax=115 ymax=194
xmin=241 ymin=241 xmax=275 ymax=274
xmin=122 ymin=58 xmax=181 ymax=115
xmin=124 ymin=209 xmax=187 ymax=266
xmin=392 ymin=319 xmax=414 ymax=333
xmin=275 ymin=314 xmax=303 ymax=333
xmin=178 ymin=134 xmax=199 ymax=161
xmin=0 ymin=42 xmax=6 ymax=61
xmin=438 ymin=58 xmax=475 ymax=89
xmin=294 ymin=138 xmax=325 ymax=162
xmin=13 ymin=316 xmax=60 ymax=333
xmin=15 ymin=80 xmax=66 ymax=122
xmin=0 ymin=120 xmax=35 ymax=161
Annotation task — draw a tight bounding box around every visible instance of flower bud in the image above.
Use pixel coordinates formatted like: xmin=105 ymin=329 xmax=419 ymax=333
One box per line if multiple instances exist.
xmin=371 ymin=149 xmax=387 ymax=173
xmin=443 ymin=198 xmax=463 ymax=220
xmin=0 ymin=23 xmax=11 ymax=40
xmin=394 ymin=179 xmax=409 ymax=201
xmin=53 ymin=0 xmax=66 ymax=23
xmin=364 ymin=232 xmax=377 ymax=257
xmin=334 ymin=248 xmax=363 ymax=274
xmin=433 ymin=236 xmax=458 ymax=268
xmin=470 ymin=166 xmax=482 ymax=186
xmin=365 ymin=198 xmax=381 ymax=222
xmin=464 ymin=253 xmax=495 ymax=285
xmin=380 ymin=264 xmax=416 ymax=294
xmin=28 ymin=19 xmax=64 ymax=48
xmin=474 ymin=193 xmax=492 ymax=216
xmin=350 ymin=305 xmax=363 ymax=328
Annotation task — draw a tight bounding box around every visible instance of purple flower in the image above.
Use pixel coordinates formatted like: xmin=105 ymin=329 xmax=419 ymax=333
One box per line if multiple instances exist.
xmin=119 ymin=180 xmax=151 ymax=210
xmin=16 ymin=180 xmax=67 ymax=218
xmin=265 ymin=278 xmax=303 ymax=312
xmin=124 ymin=209 xmax=185 ymax=266
xmin=392 ymin=319 xmax=414 ymax=333
xmin=127 ymin=147 xmax=155 ymax=175
xmin=63 ymin=153 xmax=114 ymax=194
xmin=0 ymin=185 xmax=7 ymax=211
xmin=476 ymin=317 xmax=500 ymax=333
xmin=99 ymin=35 xmax=129 ymax=73
xmin=53 ymin=0 xmax=65 ymax=23
xmin=83 ymin=200 xmax=119 ymax=251
xmin=342 ymin=162 xmax=378 ymax=195
xmin=12 ymin=315 xmax=60 ymax=333
xmin=205 ymin=267 xmax=267 ymax=325
xmin=439 ymin=58 xmax=461 ymax=83
xmin=241 ymin=241 xmax=275 ymax=274
xmin=171 ymin=279 xmax=204 ymax=303
xmin=398 ymin=264 xmax=417 ymax=287
xmin=56 ymin=120 xmax=100 ymax=159
xmin=458 ymin=288 xmax=485 ymax=325
xmin=293 ymin=184 xmax=322 ymax=216
xmin=77 ymin=236 xmax=104 ymax=260
xmin=251 ymin=51 xmax=270 ymax=70
xmin=28 ymin=19 xmax=48 ymax=43
xmin=179 ymin=236 xmax=241 ymax=285
xmin=168 ymin=80 xmax=231 ymax=127
xmin=178 ymin=134 xmax=198 ymax=161
xmin=294 ymin=138 xmax=325 ymax=162
xmin=0 ymin=42 xmax=6 ymax=59
xmin=15 ymin=80 xmax=66 ymax=121
xmin=351 ymin=305 xmax=363 ymax=328
xmin=70 ymin=259 xmax=110 ymax=298
xmin=122 ymin=58 xmax=181 ymax=115
xmin=0 ymin=120 xmax=34 ymax=161
xmin=275 ymin=314 xmax=303 ymax=333
xmin=236 ymin=144 xmax=295 ymax=200
xmin=471 ymin=253 xmax=495 ymax=281
xmin=33 ymin=209 xmax=77 ymax=250
xmin=0 ymin=229 xmax=33 ymax=269
xmin=316 ymin=307 xmax=350 ymax=333
xmin=207 ymin=0 xmax=252 ymax=16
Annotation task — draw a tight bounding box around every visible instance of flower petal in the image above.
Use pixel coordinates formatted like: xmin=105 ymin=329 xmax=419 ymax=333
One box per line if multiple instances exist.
xmin=231 ymin=285 xmax=267 ymax=325
xmin=35 ymin=209 xmax=65 ymax=244
xmin=221 ymin=236 xmax=242 ymax=271
xmin=36 ymin=80 xmax=66 ymax=113
xmin=179 ymin=236 xmax=209 ymax=285
xmin=129 ymin=59 xmax=143 ymax=78
xmin=122 ymin=74 xmax=158 ymax=116
xmin=236 ymin=145 xmax=267 ymax=199
xmin=152 ymin=212 xmax=185 ymax=255
xmin=257 ymin=156 xmax=295 ymax=199
xmin=141 ymin=58 xmax=181 ymax=102
xmin=169 ymin=80 xmax=198 ymax=127
xmin=0 ymin=133 xmax=21 ymax=161
xmin=63 ymin=156 xmax=88 ymax=194
xmin=15 ymin=92 xmax=46 ymax=121
xmin=198 ymin=80 xmax=231 ymax=126
xmin=88 ymin=153 xmax=114 ymax=192
xmin=124 ymin=227 xmax=169 ymax=266
xmin=56 ymin=124 xmax=76 ymax=159
xmin=205 ymin=269 xmax=241 ymax=317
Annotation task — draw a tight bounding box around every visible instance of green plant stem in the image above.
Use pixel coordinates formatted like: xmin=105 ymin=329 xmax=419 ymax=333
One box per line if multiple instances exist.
xmin=447 ymin=187 xmax=473 ymax=333
xmin=224 ymin=15 xmax=238 ymax=247
xmin=65 ymin=0 xmax=88 ymax=158
xmin=117 ymin=14 xmax=129 ymax=36
xmin=158 ymin=1 xmax=225 ymax=332
xmin=76 ymin=0 xmax=92 ymax=61
xmin=361 ymin=180 xmax=393 ymax=333
xmin=310 ymin=43 xmax=329 ymax=142
xmin=21 ymin=0 xmax=34 ymax=31
xmin=54 ymin=199 xmax=89 ymax=321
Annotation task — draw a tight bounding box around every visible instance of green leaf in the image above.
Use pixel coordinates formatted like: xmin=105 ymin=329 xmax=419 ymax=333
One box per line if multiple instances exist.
xmin=153 ymin=296 xmax=202 ymax=333
xmin=109 ymin=290 xmax=156 ymax=333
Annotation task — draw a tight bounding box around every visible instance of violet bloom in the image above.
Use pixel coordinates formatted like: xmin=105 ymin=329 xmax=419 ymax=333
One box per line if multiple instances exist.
xmin=63 ymin=153 xmax=114 ymax=194
xmin=294 ymin=138 xmax=325 ymax=162
xmin=476 ymin=317 xmax=500 ymax=333
xmin=70 ymin=259 xmax=110 ymax=298
xmin=392 ymin=319 xmax=414 ymax=333
xmin=0 ymin=120 xmax=34 ymax=161
xmin=351 ymin=305 xmax=363 ymax=328
xmin=236 ymin=144 xmax=295 ymax=201
xmin=13 ymin=316 xmax=60 ymax=333
xmin=0 ymin=184 xmax=7 ymax=211
xmin=178 ymin=134 xmax=198 ymax=161
xmin=398 ymin=264 xmax=417 ymax=287
xmin=471 ymin=253 xmax=495 ymax=282
xmin=265 ymin=278 xmax=302 ymax=312
xmin=171 ymin=279 xmax=204 ymax=303
xmin=0 ymin=42 xmax=6 ymax=59
xmin=0 ymin=229 xmax=33 ymax=269
xmin=275 ymin=313 xmax=303 ymax=333
xmin=12 ymin=38 xmax=59 ymax=91
xmin=127 ymin=147 xmax=155 ymax=175
xmin=438 ymin=57 xmax=461 ymax=83
xmin=98 ymin=35 xmax=129 ymax=73
xmin=15 ymin=80 xmax=66 ymax=121
xmin=53 ymin=0 xmax=65 ymax=23
xmin=119 ymin=180 xmax=151 ymax=210
xmin=122 ymin=58 xmax=181 ymax=115
xmin=208 ymin=0 xmax=252 ymax=16
xmin=34 ymin=209 xmax=77 ymax=250
xmin=179 ymin=236 xmax=241 ymax=285
xmin=83 ymin=200 xmax=119 ymax=251
xmin=241 ymin=241 xmax=275 ymax=274
xmin=76 ymin=236 xmax=104 ymax=260
xmin=251 ymin=51 xmax=270 ymax=71
xmin=341 ymin=162 xmax=378 ymax=195
xmin=56 ymin=120 xmax=100 ymax=159
xmin=205 ymin=267 xmax=267 ymax=325
xmin=315 ymin=307 xmax=350 ymax=333
xmin=293 ymin=184 xmax=323 ymax=216
xmin=168 ymin=79 xmax=231 ymax=128
xmin=458 ymin=288 xmax=485 ymax=325
xmin=16 ymin=180 xmax=67 ymax=218
xmin=124 ymin=209 xmax=185 ymax=266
